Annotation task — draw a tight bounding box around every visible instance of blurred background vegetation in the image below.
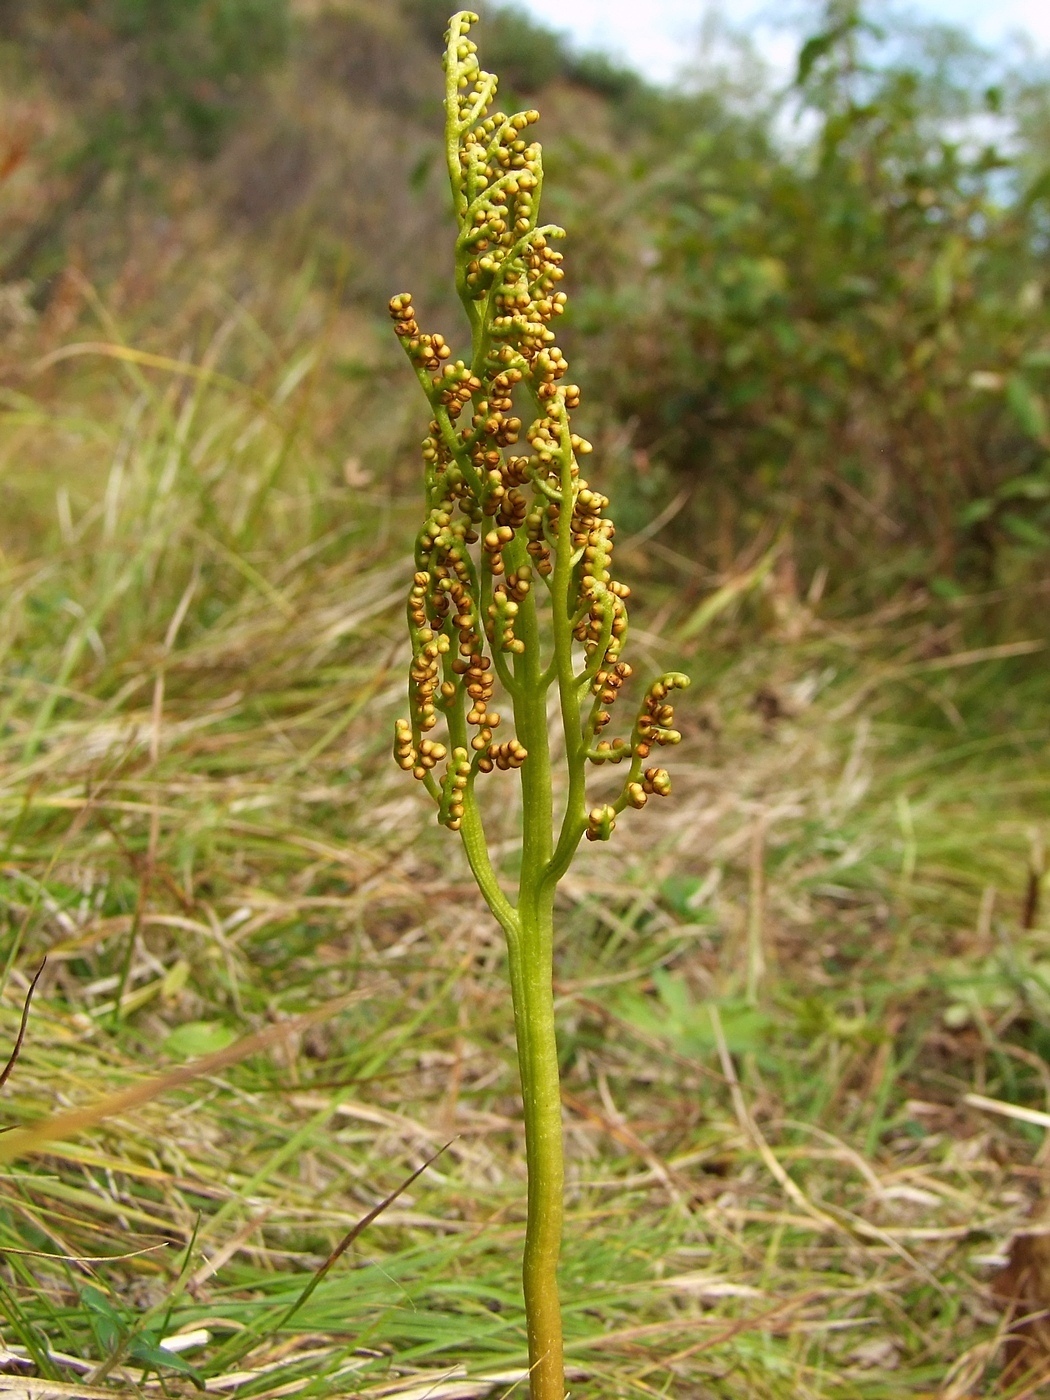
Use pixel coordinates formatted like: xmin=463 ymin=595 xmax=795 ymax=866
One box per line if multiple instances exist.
xmin=4 ymin=0 xmax=1050 ymax=605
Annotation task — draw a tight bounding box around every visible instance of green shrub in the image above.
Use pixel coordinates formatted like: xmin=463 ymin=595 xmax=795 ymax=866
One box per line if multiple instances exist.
xmin=575 ymin=5 xmax=1050 ymax=586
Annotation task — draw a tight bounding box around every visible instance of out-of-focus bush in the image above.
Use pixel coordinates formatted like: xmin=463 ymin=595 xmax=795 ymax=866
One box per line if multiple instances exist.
xmin=0 ymin=0 xmax=290 ymax=156
xmin=0 ymin=0 xmax=291 ymax=278
xmin=3 ymin=0 xmax=1050 ymax=599
xmin=574 ymin=5 xmax=1050 ymax=588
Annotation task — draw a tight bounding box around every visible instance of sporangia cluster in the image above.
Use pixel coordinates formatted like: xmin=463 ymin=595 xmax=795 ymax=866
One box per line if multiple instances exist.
xmin=390 ymin=10 xmax=687 ymax=843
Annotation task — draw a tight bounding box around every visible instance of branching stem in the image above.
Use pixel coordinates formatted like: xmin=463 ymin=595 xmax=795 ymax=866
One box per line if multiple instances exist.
xmin=389 ymin=15 xmax=689 ymax=1397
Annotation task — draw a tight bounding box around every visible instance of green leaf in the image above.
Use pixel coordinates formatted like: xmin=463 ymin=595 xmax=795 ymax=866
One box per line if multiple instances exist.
xmin=659 ymin=876 xmax=700 ymax=916
xmin=1024 ymin=167 xmax=1050 ymax=207
xmin=796 ymin=31 xmax=838 ymax=86
xmin=932 ymin=247 xmax=955 ymax=312
xmin=81 ymin=1286 xmax=126 ymax=1353
xmin=129 ymin=1336 xmax=204 ymax=1383
xmin=796 ymin=9 xmax=877 ymax=87
xmin=958 ymin=499 xmax=994 ymax=527
xmin=997 ymin=474 xmax=1050 ymax=501
xmin=1006 ymin=375 xmax=1049 ymax=444
xmin=794 ymin=996 xmax=870 ymax=1042
xmin=163 ymin=1021 xmax=237 ymax=1059
xmin=618 ymin=974 xmax=773 ymax=1060
xmin=81 ymin=1286 xmax=124 ymax=1322
xmin=929 ymin=576 xmax=966 ymax=600
xmin=1002 ymin=513 xmax=1050 ymax=549
xmin=91 ymin=1318 xmax=123 ymax=1352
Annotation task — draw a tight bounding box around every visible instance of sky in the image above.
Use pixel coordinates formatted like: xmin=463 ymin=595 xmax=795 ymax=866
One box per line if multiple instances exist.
xmin=514 ymin=1 xmax=1050 ymax=87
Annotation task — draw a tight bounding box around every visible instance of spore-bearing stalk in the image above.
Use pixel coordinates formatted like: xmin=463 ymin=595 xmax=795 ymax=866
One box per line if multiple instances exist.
xmin=390 ymin=13 xmax=688 ymax=1397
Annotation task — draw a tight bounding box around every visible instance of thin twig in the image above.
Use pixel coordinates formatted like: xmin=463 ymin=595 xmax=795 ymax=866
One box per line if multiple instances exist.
xmin=0 ymin=959 xmax=46 ymax=1091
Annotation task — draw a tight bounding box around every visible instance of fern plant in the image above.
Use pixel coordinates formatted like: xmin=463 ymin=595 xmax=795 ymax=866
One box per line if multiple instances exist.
xmin=390 ymin=13 xmax=688 ymax=1395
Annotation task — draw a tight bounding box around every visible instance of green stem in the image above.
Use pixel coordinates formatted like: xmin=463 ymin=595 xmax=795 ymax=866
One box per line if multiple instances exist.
xmin=446 ymin=670 xmax=519 ymax=934
xmin=512 ymin=889 xmax=565 ymax=1399
xmin=546 ymin=432 xmax=587 ymax=888
xmin=508 ymin=539 xmax=566 ymax=1398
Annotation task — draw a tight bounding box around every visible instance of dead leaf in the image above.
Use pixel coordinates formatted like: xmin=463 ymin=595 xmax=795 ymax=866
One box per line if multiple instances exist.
xmin=993 ymin=1227 xmax=1050 ymax=1385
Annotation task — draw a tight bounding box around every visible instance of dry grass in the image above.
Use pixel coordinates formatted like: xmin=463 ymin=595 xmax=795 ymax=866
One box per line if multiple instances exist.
xmin=0 ymin=277 xmax=1049 ymax=1399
